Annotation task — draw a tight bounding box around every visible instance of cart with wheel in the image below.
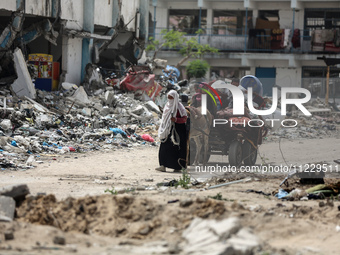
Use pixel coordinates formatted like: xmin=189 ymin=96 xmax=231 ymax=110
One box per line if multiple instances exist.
xmin=208 ymin=114 xmax=267 ymax=167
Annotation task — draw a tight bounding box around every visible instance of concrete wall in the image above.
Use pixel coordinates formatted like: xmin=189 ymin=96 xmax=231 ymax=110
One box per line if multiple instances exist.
xmin=276 ymin=68 xmax=301 ymax=88
xmin=25 ymin=0 xmax=50 ymax=16
xmin=0 ymin=0 xmax=16 ymax=11
xmin=61 ymin=0 xmax=84 ymax=27
xmin=94 ymin=0 xmax=112 ymax=28
xmin=304 ymin=1 xmax=340 ymax=8
xmin=155 ymin=8 xmax=168 ymax=28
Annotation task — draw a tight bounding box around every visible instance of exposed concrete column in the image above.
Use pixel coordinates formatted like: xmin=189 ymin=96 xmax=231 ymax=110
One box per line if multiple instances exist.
xmin=51 ymin=0 xmax=61 ymax=18
xmin=252 ymin=9 xmax=258 ymax=27
xmin=244 ymin=0 xmax=257 ymax=27
xmin=207 ymin=8 xmax=213 ymax=34
xmin=62 ymin=36 xmax=82 ymax=85
xmin=291 ymin=0 xmax=303 ymax=10
xmin=16 ymin=0 xmax=24 ymax=10
xmin=139 ymin=0 xmax=149 ymax=41
xmin=112 ymin=0 xmax=120 ymax=28
xmin=155 ymin=7 xmax=167 ymax=40
xmin=81 ymin=0 xmax=95 ymax=82
xmin=205 ymin=66 xmax=211 ymax=81
xmin=247 ymin=66 xmax=256 ymax=75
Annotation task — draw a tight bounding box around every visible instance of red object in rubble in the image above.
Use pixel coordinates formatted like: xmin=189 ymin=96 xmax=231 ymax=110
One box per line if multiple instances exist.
xmin=141 ymin=134 xmax=155 ymax=143
xmin=120 ymin=66 xmax=162 ymax=101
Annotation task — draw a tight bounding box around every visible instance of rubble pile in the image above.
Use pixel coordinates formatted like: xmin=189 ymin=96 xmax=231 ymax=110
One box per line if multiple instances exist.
xmin=0 ymin=84 xmax=161 ymax=170
xmin=268 ymin=98 xmax=340 ymax=140
xmin=269 ymin=115 xmax=339 ymax=140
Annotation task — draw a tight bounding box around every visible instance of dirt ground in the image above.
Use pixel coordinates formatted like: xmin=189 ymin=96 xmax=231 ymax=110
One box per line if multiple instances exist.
xmin=1 ymin=136 xmax=340 ymax=254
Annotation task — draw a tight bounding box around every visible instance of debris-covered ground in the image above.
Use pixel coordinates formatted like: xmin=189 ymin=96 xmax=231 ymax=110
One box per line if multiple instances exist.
xmin=1 ymin=133 xmax=340 ymax=255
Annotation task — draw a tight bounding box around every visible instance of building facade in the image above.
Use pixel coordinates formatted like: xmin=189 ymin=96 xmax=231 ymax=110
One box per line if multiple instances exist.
xmin=149 ymin=0 xmax=340 ymax=98
xmin=0 ymin=0 xmax=149 ymax=86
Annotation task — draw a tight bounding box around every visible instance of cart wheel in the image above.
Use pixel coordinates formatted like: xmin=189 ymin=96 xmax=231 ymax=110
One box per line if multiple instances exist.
xmin=242 ymin=141 xmax=257 ymax=166
xmin=229 ymin=140 xmax=243 ymax=167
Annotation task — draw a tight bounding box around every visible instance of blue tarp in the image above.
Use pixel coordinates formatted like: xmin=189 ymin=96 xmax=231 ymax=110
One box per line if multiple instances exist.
xmin=109 ymin=128 xmax=127 ymax=137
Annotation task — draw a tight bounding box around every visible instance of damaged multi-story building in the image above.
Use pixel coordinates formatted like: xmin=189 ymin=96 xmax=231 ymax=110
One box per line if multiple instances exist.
xmin=0 ymin=0 xmax=149 ymax=92
xmin=150 ymin=0 xmax=340 ymax=100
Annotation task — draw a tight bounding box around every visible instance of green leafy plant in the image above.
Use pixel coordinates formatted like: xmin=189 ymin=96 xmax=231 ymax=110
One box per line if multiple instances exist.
xmin=208 ymin=192 xmax=232 ymax=201
xmin=146 ymin=29 xmax=218 ymax=68
xmin=104 ymin=186 xmax=117 ymax=195
xmin=175 ymin=169 xmax=191 ymax=189
xmin=186 ymin=59 xmax=210 ymax=79
xmin=208 ymin=192 xmax=235 ymax=201
xmin=209 ymin=192 xmax=223 ymax=200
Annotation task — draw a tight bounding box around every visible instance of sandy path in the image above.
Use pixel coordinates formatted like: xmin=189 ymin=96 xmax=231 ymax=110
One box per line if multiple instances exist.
xmin=1 ymin=137 xmax=340 ymax=254
xmin=1 ymin=137 xmax=339 ymax=199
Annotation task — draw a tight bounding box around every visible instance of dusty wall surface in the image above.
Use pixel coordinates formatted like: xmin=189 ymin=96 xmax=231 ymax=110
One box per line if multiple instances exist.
xmin=0 ymin=0 xmax=16 ymax=11
xmin=276 ymin=68 xmax=301 ymax=88
xmin=94 ymin=0 xmax=113 ymax=28
xmin=61 ymin=0 xmax=84 ymax=27
xmin=24 ymin=0 xmax=61 ymax=18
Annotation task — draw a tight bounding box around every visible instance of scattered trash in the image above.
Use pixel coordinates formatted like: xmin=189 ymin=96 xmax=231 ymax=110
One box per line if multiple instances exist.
xmin=274 ymin=189 xmax=289 ymax=199
xmin=141 ymin=134 xmax=155 ymax=142
xmin=280 ymin=165 xmax=325 ymax=187
xmin=157 ymin=180 xmax=179 ymax=187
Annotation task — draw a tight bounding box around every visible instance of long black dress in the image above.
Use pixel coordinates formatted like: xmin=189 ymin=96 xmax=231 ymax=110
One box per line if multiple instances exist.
xmin=158 ymin=111 xmax=187 ymax=171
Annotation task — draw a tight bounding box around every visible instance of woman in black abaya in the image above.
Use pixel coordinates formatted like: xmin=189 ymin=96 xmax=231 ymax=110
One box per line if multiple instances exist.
xmin=156 ymin=90 xmax=188 ymax=172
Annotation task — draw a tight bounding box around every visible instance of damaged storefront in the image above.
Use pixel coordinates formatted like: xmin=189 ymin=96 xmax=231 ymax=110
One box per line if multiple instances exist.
xmin=0 ymin=0 xmax=149 ymax=94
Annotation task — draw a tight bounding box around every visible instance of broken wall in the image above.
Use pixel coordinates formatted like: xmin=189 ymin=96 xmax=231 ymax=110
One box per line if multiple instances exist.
xmin=121 ymin=0 xmax=139 ymax=31
xmin=11 ymin=48 xmax=36 ymax=99
xmin=25 ymin=0 xmax=59 ymax=17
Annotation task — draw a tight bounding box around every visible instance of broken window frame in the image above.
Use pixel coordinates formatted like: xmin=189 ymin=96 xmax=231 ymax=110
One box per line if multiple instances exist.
xmin=212 ymin=10 xmax=253 ymax=35
xmin=304 ymin=8 xmax=340 ymax=35
xmin=258 ymin=10 xmax=279 ymax=22
xmin=302 ymin=66 xmax=340 ymax=98
xmin=210 ymin=67 xmax=248 ymax=80
xmin=168 ymin=9 xmax=207 ymax=35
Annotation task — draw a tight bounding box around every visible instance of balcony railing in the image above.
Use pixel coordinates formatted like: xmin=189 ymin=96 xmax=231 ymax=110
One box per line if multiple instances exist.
xmin=148 ymin=27 xmax=340 ymax=54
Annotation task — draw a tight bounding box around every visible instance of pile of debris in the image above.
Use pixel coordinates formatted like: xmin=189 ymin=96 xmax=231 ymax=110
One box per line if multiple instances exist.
xmin=0 ymin=86 xmax=162 ymax=169
xmin=0 ymin=54 xmax=164 ymax=171
xmin=268 ymin=98 xmax=340 ymax=140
